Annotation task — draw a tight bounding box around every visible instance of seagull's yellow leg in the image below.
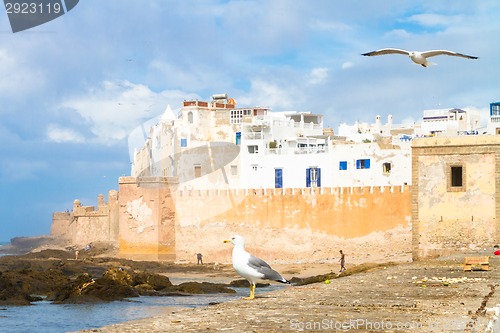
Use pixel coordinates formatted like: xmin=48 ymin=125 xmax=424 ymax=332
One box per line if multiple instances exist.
xmin=244 ymin=284 xmax=255 ymax=300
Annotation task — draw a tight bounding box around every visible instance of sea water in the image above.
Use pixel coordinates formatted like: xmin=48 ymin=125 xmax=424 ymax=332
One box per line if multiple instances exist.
xmin=0 ymin=242 xmax=284 ymax=332
xmin=0 ymin=286 xmax=284 ymax=333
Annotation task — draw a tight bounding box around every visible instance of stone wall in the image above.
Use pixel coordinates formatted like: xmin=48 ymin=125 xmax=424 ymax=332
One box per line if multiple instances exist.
xmin=50 ymin=191 xmax=119 ymax=246
xmin=118 ymin=177 xmax=176 ymax=261
xmin=172 ymin=185 xmax=411 ymax=263
xmin=412 ymin=136 xmax=500 ymax=259
xmin=51 ymin=177 xmax=412 ymax=263
xmin=50 ymin=212 xmax=72 ymax=240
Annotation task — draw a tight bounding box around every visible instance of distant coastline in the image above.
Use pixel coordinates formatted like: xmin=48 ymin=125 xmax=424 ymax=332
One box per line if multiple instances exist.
xmin=0 ymin=241 xmax=10 ymax=256
xmin=0 ymin=236 xmax=65 ymax=256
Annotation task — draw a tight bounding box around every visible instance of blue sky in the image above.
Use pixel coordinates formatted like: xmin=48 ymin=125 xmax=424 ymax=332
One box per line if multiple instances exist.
xmin=1 ymin=1 xmax=499 ymax=241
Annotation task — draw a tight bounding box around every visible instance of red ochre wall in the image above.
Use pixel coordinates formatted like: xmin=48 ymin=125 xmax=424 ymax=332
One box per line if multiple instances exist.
xmin=52 ymin=178 xmax=411 ymax=263
xmin=196 ymin=186 xmax=411 ymax=238
xmin=118 ymin=177 xmax=176 ymax=261
xmin=116 ymin=177 xmax=411 ymax=263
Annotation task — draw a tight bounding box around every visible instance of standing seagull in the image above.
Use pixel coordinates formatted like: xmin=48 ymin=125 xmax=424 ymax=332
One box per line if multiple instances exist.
xmin=362 ymin=48 xmax=478 ymax=67
xmin=224 ymin=235 xmax=290 ymax=300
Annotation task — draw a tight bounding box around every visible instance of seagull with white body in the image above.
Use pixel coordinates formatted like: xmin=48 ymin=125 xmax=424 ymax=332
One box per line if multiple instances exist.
xmin=362 ymin=48 xmax=478 ymax=67
xmin=224 ymin=235 xmax=290 ymax=300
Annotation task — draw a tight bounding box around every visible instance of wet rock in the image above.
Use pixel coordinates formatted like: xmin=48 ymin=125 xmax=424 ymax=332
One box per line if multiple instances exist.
xmin=51 ymin=271 xmax=139 ymax=304
xmin=172 ymin=282 xmax=236 ymax=294
xmin=0 ymin=271 xmax=39 ymax=305
xmin=229 ymin=279 xmax=270 ymax=288
xmin=131 ymin=271 xmax=172 ymax=291
xmin=19 ymin=268 xmax=69 ymax=295
xmin=134 ymin=283 xmax=154 ymax=290
xmin=0 ymin=252 xmax=238 ymax=305
xmin=103 ymin=267 xmax=133 ymax=285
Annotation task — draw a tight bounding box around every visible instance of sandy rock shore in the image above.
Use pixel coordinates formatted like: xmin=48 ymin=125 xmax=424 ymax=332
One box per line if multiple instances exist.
xmin=75 ymin=253 xmax=500 ymax=333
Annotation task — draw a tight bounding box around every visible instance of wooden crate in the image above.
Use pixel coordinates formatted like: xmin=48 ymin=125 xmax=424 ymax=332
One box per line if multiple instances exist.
xmin=464 ymin=256 xmax=489 ymax=271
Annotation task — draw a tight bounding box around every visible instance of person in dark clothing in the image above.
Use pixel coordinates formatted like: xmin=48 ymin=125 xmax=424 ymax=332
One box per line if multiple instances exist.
xmin=339 ymin=250 xmax=346 ymax=273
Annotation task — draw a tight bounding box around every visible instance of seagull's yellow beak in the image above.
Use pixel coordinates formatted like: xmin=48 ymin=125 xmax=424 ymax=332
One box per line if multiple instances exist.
xmin=224 ymin=240 xmax=231 ymax=243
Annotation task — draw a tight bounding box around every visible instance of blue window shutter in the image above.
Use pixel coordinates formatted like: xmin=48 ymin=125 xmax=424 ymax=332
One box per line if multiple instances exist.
xmin=365 ymin=159 xmax=370 ymax=169
xmin=317 ymin=168 xmax=321 ymax=187
xmin=275 ymin=168 xmax=283 ymax=188
xmin=356 ymin=159 xmax=360 ymax=169
xmin=306 ymin=168 xmax=311 ymax=187
xmin=339 ymin=161 xmax=347 ymax=170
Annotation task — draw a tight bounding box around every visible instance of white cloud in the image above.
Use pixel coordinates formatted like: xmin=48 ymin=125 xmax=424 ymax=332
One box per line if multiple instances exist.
xmin=148 ymin=61 xmax=216 ymax=91
xmin=405 ymin=13 xmax=464 ymax=27
xmin=341 ymin=62 xmax=354 ymax=70
xmin=307 ymin=67 xmax=329 ymax=85
xmin=46 ymin=124 xmax=85 ymax=143
xmin=0 ymin=49 xmax=44 ymax=101
xmin=60 ymin=81 xmax=169 ymax=144
xmin=238 ymin=79 xmax=296 ymax=110
xmin=384 ymin=29 xmax=411 ymax=39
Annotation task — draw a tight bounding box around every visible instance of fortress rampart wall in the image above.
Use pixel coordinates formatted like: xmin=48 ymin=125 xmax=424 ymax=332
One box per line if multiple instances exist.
xmin=51 ymin=177 xmax=412 ymax=263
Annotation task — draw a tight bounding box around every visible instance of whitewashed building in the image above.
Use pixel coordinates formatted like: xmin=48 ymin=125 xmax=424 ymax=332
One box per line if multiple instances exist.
xmin=131 ymin=95 xmax=413 ymax=190
xmin=415 ymin=108 xmax=481 ymax=137
xmin=487 ymin=102 xmax=500 ymax=135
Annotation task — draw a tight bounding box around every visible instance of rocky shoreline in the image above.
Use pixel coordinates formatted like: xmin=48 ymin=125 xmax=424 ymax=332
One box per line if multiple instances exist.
xmin=3 ymin=238 xmax=499 ymax=332
xmin=0 ymin=241 xmax=241 ymax=306
xmin=0 ymin=242 xmax=392 ymax=307
xmin=72 ymin=253 xmax=500 ymax=333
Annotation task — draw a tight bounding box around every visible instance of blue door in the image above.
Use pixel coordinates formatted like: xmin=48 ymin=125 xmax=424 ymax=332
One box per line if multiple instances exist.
xmin=275 ymin=168 xmax=283 ymax=188
xmin=306 ymin=167 xmax=321 ymax=187
xmin=235 ymin=132 xmax=241 ymax=145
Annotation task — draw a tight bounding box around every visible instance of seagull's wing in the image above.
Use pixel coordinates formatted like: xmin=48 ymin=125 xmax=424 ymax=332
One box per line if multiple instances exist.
xmin=247 ymin=254 xmax=286 ymax=282
xmin=361 ymin=48 xmax=410 ymax=56
xmin=247 ymin=254 xmax=272 ymax=270
xmin=421 ymin=50 xmax=478 ymax=59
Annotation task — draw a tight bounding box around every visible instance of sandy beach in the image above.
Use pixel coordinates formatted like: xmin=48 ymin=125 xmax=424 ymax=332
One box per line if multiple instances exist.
xmin=72 ymin=252 xmax=500 ymax=333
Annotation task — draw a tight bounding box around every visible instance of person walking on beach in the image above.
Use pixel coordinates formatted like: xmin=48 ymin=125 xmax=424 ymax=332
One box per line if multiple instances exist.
xmin=197 ymin=253 xmax=203 ymax=265
xmin=339 ymin=250 xmax=346 ymax=273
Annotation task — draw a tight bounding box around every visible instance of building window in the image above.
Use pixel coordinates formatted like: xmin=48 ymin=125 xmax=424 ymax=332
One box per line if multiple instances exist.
xmin=383 ymin=162 xmax=392 ymax=174
xmin=180 ymin=138 xmax=187 ymax=147
xmin=251 ymin=164 xmax=258 ymax=171
xmin=447 ymin=164 xmax=465 ymax=192
xmin=306 ymin=167 xmax=321 ymax=187
xmin=451 ymin=166 xmax=462 ymax=186
xmin=194 ymin=165 xmax=201 ymax=178
xmin=275 ymin=168 xmax=283 ymax=188
xmin=230 ymin=165 xmax=238 ymax=176
xmin=491 ymin=103 xmax=500 ymax=116
xmin=187 ymin=111 xmax=194 ymax=124
xmin=247 ymin=145 xmax=259 ymax=154
xmin=230 ymin=109 xmax=253 ymax=124
xmin=356 ymin=159 xmax=370 ymax=169
xmin=339 ymin=161 xmax=347 ymax=170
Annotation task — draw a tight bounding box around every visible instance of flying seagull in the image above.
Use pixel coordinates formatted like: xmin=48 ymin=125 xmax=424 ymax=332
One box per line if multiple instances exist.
xmin=224 ymin=235 xmax=290 ymax=300
xmin=362 ymin=48 xmax=478 ymax=67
